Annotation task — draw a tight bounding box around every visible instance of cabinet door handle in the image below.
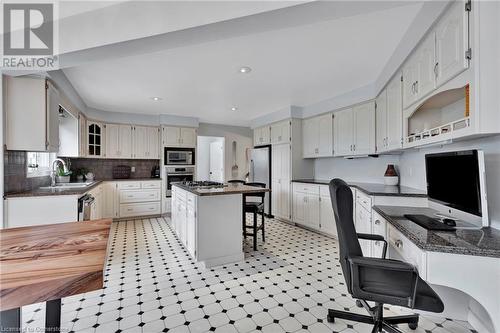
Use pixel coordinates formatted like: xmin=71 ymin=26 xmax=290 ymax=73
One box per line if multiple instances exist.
xmin=415 ymin=81 xmax=418 ymax=94
xmin=434 ymin=62 xmax=439 ymax=77
xmin=353 ymin=144 xmax=356 ymax=151
xmin=374 ymin=220 xmax=381 ymax=225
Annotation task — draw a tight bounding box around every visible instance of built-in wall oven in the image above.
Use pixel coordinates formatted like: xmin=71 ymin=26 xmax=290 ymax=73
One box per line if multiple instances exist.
xmin=165 ymin=166 xmax=195 ymax=197
xmin=164 ymin=147 xmax=195 ymax=165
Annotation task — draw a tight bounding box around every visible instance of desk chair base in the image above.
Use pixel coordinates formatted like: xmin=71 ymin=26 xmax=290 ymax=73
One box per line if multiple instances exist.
xmin=327 ymin=301 xmax=419 ymax=333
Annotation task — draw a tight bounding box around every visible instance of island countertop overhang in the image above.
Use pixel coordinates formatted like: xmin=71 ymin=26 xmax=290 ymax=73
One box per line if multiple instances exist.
xmin=172 ymin=183 xmax=270 ymax=196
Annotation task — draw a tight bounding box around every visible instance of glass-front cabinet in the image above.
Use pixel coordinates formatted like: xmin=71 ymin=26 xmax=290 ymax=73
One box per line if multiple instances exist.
xmin=87 ymin=121 xmax=104 ymax=157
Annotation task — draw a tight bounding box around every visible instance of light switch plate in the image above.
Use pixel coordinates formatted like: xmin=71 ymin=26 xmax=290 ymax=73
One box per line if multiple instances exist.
xmin=131 ymin=166 xmax=136 ymax=172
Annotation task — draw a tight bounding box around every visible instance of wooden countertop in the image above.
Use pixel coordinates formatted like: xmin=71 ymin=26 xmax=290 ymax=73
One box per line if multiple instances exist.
xmin=173 ymin=183 xmax=271 ymax=196
xmin=0 ymin=219 xmax=112 ymax=311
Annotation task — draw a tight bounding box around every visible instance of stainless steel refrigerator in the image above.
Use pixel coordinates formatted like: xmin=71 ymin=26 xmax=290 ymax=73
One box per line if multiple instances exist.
xmin=248 ymin=146 xmax=271 ymax=216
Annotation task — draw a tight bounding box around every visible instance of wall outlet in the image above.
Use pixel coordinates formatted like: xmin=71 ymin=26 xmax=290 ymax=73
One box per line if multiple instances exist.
xmin=131 ymin=166 xmax=136 ymax=173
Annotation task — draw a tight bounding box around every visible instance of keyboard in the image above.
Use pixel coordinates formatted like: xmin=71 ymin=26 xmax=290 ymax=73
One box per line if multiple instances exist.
xmin=404 ymin=214 xmax=455 ymax=231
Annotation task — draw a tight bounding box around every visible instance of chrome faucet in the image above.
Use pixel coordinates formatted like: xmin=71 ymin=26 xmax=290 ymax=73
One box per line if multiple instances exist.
xmin=51 ymin=158 xmax=69 ymax=187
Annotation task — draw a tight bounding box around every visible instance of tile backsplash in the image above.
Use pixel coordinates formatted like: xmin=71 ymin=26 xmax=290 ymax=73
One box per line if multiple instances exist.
xmin=67 ymin=158 xmax=159 ymax=180
xmin=4 ymin=150 xmax=51 ymax=194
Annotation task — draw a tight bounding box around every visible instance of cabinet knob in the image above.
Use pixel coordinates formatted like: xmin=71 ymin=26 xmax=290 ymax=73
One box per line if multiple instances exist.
xmin=395 ymin=240 xmax=403 ymax=248
xmin=374 ymin=220 xmax=381 ymax=225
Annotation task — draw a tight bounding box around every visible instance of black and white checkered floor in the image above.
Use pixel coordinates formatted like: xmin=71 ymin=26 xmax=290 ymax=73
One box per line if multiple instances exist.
xmin=22 ymin=217 xmax=477 ymax=333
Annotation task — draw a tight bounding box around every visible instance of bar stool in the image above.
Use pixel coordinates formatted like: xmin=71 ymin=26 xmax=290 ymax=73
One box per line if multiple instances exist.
xmin=242 ymin=182 xmax=266 ymax=251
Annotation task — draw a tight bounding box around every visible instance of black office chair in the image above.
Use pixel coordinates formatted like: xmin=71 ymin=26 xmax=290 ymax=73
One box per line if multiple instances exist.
xmin=328 ymin=179 xmax=444 ymax=333
xmin=242 ymin=182 xmax=266 ymax=251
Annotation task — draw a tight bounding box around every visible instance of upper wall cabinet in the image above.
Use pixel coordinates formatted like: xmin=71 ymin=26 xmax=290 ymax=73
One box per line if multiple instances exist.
xmin=105 ymin=124 xmax=133 ymax=158
xmin=5 ymin=76 xmax=60 ymax=152
xmin=435 ymin=1 xmax=469 ymax=86
xmin=87 ymin=121 xmax=104 ymax=157
xmin=134 ymin=126 xmax=160 ymax=159
xmin=78 ymin=113 xmax=87 ymax=157
xmin=376 ymin=75 xmax=403 ymax=153
xmin=270 ymin=120 xmax=291 ymax=145
xmin=334 ymin=102 xmax=375 ymax=156
xmin=302 ymin=113 xmax=333 ymax=158
xmin=162 ymin=126 xmax=197 ymax=147
xmin=403 ymin=1 xmax=469 ymax=109
xmin=253 ymin=126 xmax=271 ymax=146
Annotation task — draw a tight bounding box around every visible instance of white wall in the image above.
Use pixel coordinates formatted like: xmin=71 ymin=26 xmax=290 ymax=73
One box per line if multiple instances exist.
xmin=314 ymin=135 xmax=500 ymax=229
xmin=198 ymin=123 xmax=253 ymax=181
xmin=197 ymin=136 xmax=224 ymax=181
xmin=314 ymin=155 xmax=401 ymax=184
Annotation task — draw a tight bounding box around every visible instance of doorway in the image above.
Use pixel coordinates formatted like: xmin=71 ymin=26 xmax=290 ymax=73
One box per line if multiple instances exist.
xmin=196 ymin=136 xmax=225 ymax=182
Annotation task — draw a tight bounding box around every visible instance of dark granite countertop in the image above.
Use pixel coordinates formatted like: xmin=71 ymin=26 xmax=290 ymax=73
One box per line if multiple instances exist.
xmin=292 ymin=179 xmax=427 ymax=198
xmin=4 ymin=178 xmax=162 ymax=198
xmin=373 ymin=205 xmax=500 ymax=258
xmin=173 ymin=183 xmax=270 ymax=196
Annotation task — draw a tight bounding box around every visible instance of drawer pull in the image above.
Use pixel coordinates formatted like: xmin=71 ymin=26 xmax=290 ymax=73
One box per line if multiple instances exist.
xmin=374 ymin=241 xmax=379 ymax=245
xmin=127 ymin=208 xmax=133 ymax=211
xmin=374 ymin=220 xmax=381 ymax=225
xmin=395 ymin=240 xmax=403 ymax=248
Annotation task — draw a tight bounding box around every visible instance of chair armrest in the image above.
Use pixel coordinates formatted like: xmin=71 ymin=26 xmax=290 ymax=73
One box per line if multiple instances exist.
xmin=357 ymin=233 xmax=388 ymax=258
xmin=348 ymin=256 xmax=419 ymax=308
xmin=357 ymin=233 xmax=385 ymax=241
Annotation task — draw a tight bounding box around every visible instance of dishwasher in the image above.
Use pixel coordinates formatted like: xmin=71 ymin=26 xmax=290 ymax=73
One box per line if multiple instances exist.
xmin=78 ymin=194 xmax=95 ymax=221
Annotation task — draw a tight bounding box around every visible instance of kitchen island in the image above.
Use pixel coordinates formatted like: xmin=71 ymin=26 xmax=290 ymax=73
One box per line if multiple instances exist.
xmin=171 ymin=182 xmax=270 ymax=267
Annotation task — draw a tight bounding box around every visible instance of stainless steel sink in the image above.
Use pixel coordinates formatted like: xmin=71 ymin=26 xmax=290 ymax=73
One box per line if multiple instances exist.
xmin=39 ymin=181 xmax=95 ymax=190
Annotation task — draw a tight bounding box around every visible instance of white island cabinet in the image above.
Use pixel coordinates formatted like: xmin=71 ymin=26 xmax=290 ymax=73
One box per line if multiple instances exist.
xmin=171 ymin=183 xmax=270 ymax=268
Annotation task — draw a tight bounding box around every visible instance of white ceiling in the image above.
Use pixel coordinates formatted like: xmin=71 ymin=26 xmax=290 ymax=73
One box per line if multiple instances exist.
xmin=63 ymin=1 xmax=424 ymax=126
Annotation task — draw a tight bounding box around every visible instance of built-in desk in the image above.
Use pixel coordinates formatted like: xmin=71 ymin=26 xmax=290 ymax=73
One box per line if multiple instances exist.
xmin=373 ymin=205 xmax=500 ymax=333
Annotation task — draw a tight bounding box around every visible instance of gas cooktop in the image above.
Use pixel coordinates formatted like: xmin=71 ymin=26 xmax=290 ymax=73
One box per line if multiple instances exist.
xmin=180 ymin=181 xmax=227 ymax=189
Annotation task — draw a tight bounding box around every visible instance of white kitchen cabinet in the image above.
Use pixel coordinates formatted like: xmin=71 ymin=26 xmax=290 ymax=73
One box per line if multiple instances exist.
xmin=88 ymin=184 xmax=103 ymax=220
xmin=87 ymin=121 xmax=104 ymax=157
xmin=270 ymin=120 xmax=291 ymax=145
xmin=253 ymin=126 xmax=271 ymax=146
xmin=372 ymin=211 xmax=387 ymax=258
xmin=319 ymin=187 xmax=337 ymax=237
xmin=303 ymin=113 xmax=333 ymax=158
xmin=376 ymin=88 xmax=387 ymax=153
xmin=402 ymin=54 xmax=418 ymax=109
xmin=272 ymin=143 xmax=291 ymax=220
xmin=355 ymin=203 xmax=372 ymax=257
xmin=134 ymin=126 xmax=160 ymax=159
xmin=78 ymin=113 xmax=87 ymax=157
xmin=333 ymin=108 xmax=354 ymax=156
xmin=353 ymin=102 xmax=376 ymax=155
xmin=292 ymin=183 xmax=336 ymax=237
xmin=180 ymin=127 xmax=197 ymax=147
xmin=186 ymin=194 xmax=197 ymax=257
xmin=376 ymin=75 xmax=403 ymax=153
xmin=118 ymin=180 xmax=162 ymax=218
xmin=162 ymin=126 xmax=197 ymax=147
xmin=415 ymin=33 xmax=437 ymax=101
xmin=5 ymin=76 xmax=60 ymax=152
xmin=435 ymin=0 xmax=469 ymax=86
xmin=102 ymin=182 xmax=118 ymax=218
xmin=105 ymin=124 xmax=133 ymax=158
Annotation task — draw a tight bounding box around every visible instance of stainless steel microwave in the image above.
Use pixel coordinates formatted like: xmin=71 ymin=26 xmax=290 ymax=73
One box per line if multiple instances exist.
xmin=164 ymin=147 xmax=195 ymax=165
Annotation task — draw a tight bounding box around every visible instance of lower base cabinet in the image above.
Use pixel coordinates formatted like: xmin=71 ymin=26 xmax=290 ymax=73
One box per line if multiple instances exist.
xmin=292 ymin=182 xmax=337 ymax=238
xmin=171 ymin=186 xmax=197 ymax=258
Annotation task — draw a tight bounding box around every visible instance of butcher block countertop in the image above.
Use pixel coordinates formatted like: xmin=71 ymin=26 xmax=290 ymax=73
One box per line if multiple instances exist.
xmin=0 ymin=219 xmax=112 ymax=311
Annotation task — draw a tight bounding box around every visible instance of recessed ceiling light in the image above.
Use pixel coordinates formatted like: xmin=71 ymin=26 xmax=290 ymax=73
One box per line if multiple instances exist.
xmin=151 ymin=97 xmax=162 ymax=101
xmin=239 ymin=66 xmax=252 ymax=74
xmin=231 ymin=107 xmax=238 ymax=111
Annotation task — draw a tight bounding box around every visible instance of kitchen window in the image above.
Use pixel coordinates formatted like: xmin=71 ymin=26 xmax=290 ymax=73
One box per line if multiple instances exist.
xmin=27 ymin=152 xmax=56 ymax=177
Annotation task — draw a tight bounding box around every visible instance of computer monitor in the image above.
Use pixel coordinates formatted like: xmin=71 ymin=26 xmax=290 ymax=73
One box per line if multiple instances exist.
xmin=425 ymin=149 xmax=488 ymax=226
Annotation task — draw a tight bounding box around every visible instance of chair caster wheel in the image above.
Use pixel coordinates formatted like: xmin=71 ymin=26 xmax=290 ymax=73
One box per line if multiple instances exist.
xmin=355 ymin=300 xmax=363 ymax=308
xmin=408 ymin=323 xmax=418 ymax=330
xmin=327 ymin=315 xmax=335 ymax=323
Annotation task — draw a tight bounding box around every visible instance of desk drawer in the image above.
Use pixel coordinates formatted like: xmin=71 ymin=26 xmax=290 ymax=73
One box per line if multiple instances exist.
xmin=356 ymin=190 xmax=372 ymax=211
xmin=120 ymin=202 xmax=161 ymax=217
xmin=117 ymin=181 xmax=141 ymax=190
xmin=388 ymin=225 xmax=427 ymax=279
xmin=294 ymin=183 xmax=319 ymax=195
xmin=141 ymin=181 xmax=161 ymax=189
xmin=119 ymin=189 xmax=160 ymax=203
